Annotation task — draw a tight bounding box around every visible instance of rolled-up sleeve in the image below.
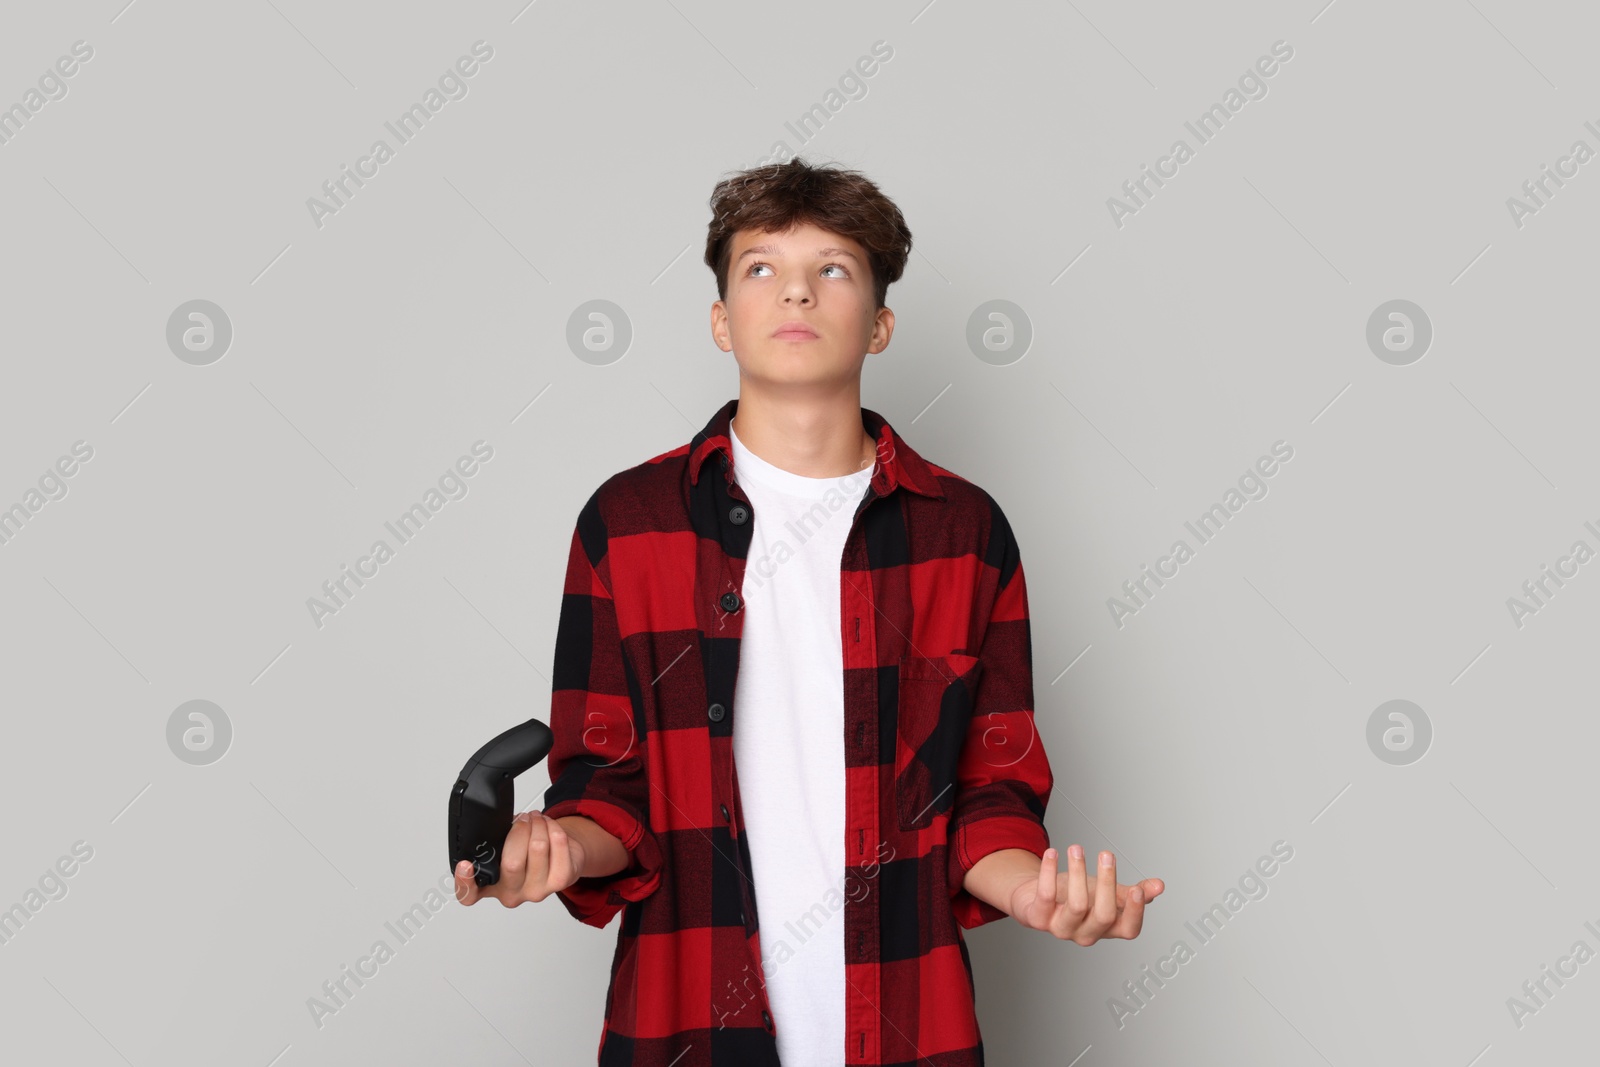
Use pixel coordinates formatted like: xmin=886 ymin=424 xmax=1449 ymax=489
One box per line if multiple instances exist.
xmin=947 ymin=496 xmax=1054 ymax=929
xmin=540 ymin=489 xmax=663 ymax=929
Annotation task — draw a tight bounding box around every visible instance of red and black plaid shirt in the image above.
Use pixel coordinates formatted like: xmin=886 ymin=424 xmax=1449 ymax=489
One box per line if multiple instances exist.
xmin=541 ymin=396 xmax=1054 ymax=1066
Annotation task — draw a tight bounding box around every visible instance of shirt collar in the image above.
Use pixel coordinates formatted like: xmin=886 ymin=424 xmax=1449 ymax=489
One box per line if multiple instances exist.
xmin=688 ymin=397 xmax=947 ymax=502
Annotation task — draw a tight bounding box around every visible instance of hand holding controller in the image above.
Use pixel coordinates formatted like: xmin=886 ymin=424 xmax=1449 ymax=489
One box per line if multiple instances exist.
xmin=448 ymin=717 xmax=556 ymax=891
xmin=453 ymin=808 xmax=588 ymax=908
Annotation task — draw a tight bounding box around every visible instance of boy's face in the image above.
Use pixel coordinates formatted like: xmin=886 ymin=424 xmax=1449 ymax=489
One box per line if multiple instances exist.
xmin=710 ymin=220 xmax=894 ymax=389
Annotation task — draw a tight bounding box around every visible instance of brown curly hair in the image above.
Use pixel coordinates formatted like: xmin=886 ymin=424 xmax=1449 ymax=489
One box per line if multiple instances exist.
xmin=704 ymin=157 xmax=913 ymax=310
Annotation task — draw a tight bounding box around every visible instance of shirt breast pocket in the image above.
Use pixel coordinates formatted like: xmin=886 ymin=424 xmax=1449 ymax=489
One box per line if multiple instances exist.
xmin=895 ymin=652 xmax=983 ymax=831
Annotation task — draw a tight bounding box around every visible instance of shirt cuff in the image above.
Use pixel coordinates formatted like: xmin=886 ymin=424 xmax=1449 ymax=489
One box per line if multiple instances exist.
xmin=541 ymin=797 xmax=663 ymax=929
xmin=948 ymin=813 xmax=1050 ymax=930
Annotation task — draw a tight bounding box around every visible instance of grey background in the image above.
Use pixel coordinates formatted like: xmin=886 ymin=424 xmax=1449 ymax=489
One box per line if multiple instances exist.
xmin=2 ymin=0 xmax=1596 ymax=1064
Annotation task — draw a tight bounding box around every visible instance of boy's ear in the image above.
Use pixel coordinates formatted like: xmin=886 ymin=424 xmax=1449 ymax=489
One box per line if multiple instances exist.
xmin=709 ymin=301 xmax=733 ymax=351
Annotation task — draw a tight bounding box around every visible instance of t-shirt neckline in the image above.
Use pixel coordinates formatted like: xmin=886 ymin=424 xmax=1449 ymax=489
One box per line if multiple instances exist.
xmin=729 ymin=421 xmax=875 ymax=500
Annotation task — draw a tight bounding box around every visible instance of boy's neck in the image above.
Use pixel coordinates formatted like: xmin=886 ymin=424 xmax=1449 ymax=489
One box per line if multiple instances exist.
xmin=729 ymin=384 xmax=877 ymax=480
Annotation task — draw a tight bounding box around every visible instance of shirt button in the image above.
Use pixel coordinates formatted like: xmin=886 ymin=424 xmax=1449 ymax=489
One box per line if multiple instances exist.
xmin=720 ymin=803 xmax=731 ymax=822
xmin=729 ymin=504 xmax=749 ymax=525
xmin=719 ymin=591 xmax=742 ymax=612
xmin=707 ymin=702 xmax=726 ymax=722
xmin=762 ymin=1009 xmax=773 ymax=1030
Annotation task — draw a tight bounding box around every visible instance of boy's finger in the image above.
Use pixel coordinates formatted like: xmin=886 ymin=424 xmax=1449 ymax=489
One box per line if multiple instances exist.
xmin=544 ymin=815 xmax=574 ymax=894
xmin=1037 ymin=848 xmax=1058 ymax=908
xmin=454 ymin=861 xmax=479 ymax=905
xmin=1090 ymin=851 xmax=1118 ymax=930
xmin=499 ymin=810 xmax=533 ymax=894
xmin=1114 ymin=882 xmax=1147 ymax=938
xmin=522 ymin=810 xmax=552 ymax=892
xmin=1064 ymin=844 xmax=1089 ymax=919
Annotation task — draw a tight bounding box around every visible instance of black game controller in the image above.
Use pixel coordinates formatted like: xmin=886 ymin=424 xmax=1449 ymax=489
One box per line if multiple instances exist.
xmin=448 ymin=718 xmax=554 ymax=887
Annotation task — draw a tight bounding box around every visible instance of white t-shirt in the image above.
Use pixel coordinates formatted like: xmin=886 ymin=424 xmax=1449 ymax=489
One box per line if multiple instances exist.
xmin=728 ymin=420 xmax=873 ymax=1067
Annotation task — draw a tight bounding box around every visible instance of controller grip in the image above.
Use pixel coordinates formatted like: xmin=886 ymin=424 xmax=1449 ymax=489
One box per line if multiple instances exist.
xmin=448 ymin=718 xmax=554 ymax=887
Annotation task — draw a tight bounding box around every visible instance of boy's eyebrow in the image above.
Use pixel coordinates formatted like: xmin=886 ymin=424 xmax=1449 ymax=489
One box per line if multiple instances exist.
xmin=736 ymin=243 xmax=861 ymax=264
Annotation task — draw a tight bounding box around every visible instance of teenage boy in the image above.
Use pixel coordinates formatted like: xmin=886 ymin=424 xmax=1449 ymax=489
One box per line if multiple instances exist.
xmin=455 ymin=158 xmax=1165 ymax=1066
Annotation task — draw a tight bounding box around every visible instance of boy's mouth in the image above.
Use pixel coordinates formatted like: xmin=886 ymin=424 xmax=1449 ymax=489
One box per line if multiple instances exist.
xmin=773 ymin=320 xmax=819 ymax=340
